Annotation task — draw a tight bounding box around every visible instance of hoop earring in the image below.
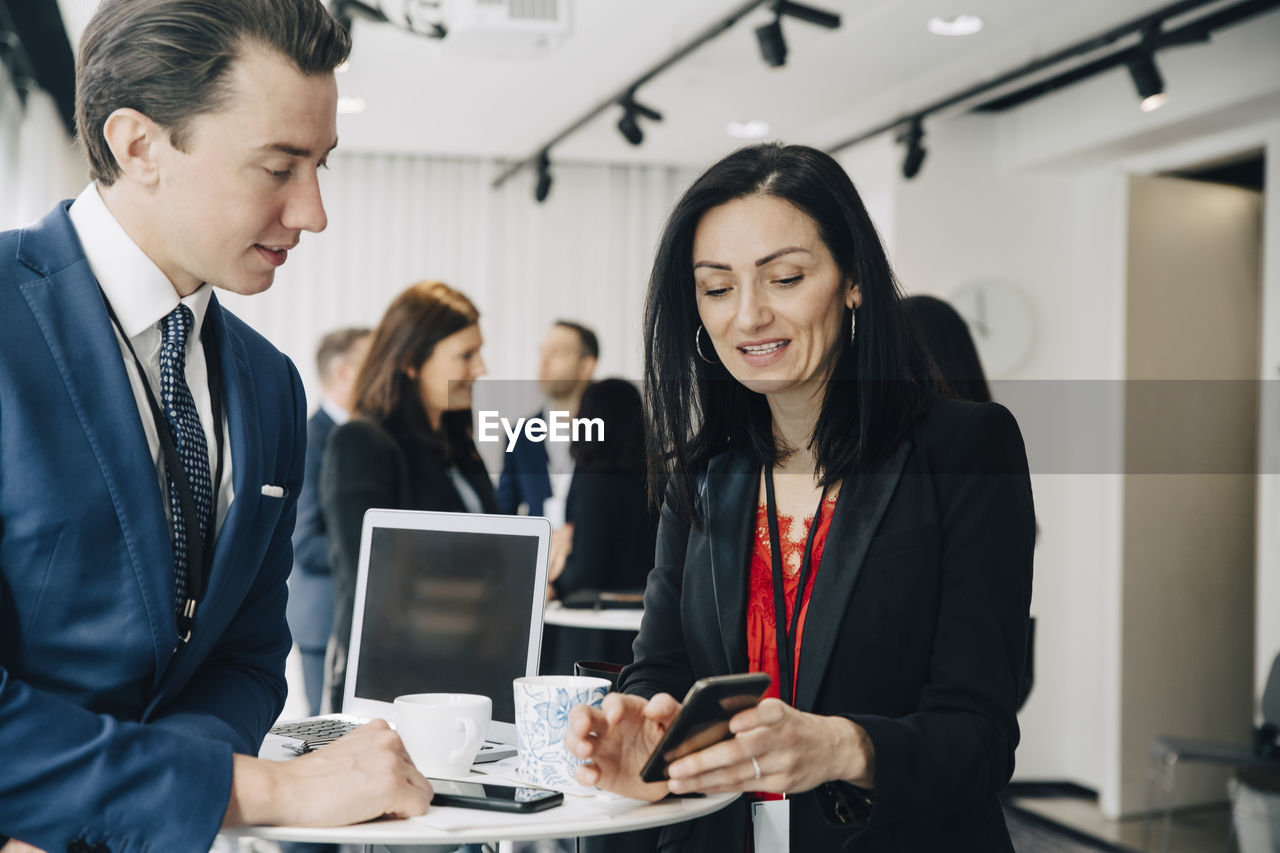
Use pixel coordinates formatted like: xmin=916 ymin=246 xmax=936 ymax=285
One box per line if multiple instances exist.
xmin=695 ymin=325 xmax=719 ymax=364
xmin=849 ymin=306 xmax=857 ymax=343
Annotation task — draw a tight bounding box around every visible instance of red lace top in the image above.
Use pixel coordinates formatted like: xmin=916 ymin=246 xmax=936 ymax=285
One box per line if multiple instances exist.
xmin=746 ymin=493 xmax=838 ymax=703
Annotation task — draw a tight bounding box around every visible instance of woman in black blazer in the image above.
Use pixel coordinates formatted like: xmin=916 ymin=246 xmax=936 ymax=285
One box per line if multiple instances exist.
xmin=320 ymin=280 xmax=497 ymax=713
xmin=566 ymin=144 xmax=1035 ymax=852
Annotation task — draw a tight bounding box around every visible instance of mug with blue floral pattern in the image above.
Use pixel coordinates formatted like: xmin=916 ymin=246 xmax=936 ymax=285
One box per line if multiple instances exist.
xmin=514 ymin=675 xmax=610 ymax=790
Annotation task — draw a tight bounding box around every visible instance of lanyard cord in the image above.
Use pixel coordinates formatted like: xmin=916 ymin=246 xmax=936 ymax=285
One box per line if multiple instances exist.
xmin=99 ymin=289 xmax=225 ymax=643
xmin=763 ymin=467 xmax=827 ymax=707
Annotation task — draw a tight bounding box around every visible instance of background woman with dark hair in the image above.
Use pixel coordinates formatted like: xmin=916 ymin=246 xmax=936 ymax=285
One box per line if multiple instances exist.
xmin=903 ymin=294 xmax=993 ymax=403
xmin=320 ymin=280 xmax=496 ymax=713
xmin=541 ymin=378 xmax=658 ymax=673
xmin=566 ymin=143 xmax=1035 ymax=852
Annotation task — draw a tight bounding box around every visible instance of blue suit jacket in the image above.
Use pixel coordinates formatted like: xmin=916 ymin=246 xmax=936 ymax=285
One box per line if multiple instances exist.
xmin=287 ymin=407 xmax=336 ymax=652
xmin=494 ymin=410 xmax=553 ymax=516
xmin=0 ymin=202 xmax=305 ymax=852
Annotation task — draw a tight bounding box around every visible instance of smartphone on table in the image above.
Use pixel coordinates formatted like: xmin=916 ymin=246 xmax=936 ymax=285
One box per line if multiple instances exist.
xmin=639 ymin=672 xmax=772 ymax=784
xmin=427 ymin=778 xmax=564 ymax=813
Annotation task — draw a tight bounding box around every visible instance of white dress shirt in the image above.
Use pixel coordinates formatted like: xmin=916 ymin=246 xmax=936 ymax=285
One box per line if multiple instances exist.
xmin=68 ymin=184 xmax=235 ymax=536
xmin=320 ymin=397 xmax=350 ymax=426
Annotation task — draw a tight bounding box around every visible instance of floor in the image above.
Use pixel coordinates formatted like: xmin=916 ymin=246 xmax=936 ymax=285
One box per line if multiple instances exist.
xmin=1009 ymin=794 xmax=1235 ymax=853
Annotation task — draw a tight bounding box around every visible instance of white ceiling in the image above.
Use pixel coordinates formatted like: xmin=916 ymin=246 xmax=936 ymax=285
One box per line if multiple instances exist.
xmin=56 ymin=0 xmax=1202 ymax=166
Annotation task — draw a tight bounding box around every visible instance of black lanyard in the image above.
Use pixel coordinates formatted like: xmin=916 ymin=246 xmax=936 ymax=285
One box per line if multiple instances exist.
xmin=763 ymin=468 xmax=827 ymax=707
xmin=100 ymin=290 xmax=225 ymax=644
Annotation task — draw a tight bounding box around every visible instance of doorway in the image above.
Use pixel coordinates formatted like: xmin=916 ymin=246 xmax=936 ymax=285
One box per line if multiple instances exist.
xmin=1118 ymin=151 xmax=1265 ymax=814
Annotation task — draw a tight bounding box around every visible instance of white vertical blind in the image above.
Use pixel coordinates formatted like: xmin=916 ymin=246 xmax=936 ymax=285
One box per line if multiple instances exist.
xmin=219 ymin=152 xmax=700 ymax=406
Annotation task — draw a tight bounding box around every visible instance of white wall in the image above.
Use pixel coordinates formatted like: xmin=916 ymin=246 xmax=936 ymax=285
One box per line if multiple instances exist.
xmin=850 ymin=9 xmax=1280 ymax=816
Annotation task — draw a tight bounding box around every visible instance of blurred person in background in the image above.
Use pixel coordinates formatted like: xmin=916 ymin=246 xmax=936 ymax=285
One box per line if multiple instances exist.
xmin=541 ymin=378 xmax=659 ymax=673
xmin=321 ymin=281 xmax=495 ymax=714
xmin=903 ymin=295 xmax=992 ymax=403
xmin=904 ymin=294 xmax=1036 ymax=711
xmin=288 ymin=327 xmax=370 ymax=718
xmin=495 ymin=321 xmax=598 ymax=525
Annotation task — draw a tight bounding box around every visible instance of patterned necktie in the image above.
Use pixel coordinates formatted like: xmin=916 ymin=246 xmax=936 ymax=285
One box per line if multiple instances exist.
xmin=158 ymin=304 xmax=213 ymax=618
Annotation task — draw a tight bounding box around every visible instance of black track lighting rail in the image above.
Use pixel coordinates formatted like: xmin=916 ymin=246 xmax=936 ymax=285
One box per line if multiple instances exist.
xmin=825 ymin=0 xmax=1278 ymax=157
xmin=973 ymin=0 xmax=1276 ymax=112
xmin=491 ymin=0 xmax=777 ymax=190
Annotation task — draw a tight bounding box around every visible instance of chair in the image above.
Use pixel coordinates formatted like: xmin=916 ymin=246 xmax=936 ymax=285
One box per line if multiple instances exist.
xmin=1143 ymin=652 xmax=1280 ymax=852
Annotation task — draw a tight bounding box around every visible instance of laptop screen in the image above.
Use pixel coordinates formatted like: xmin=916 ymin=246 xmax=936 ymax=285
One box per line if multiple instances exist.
xmin=351 ymin=523 xmax=543 ymax=724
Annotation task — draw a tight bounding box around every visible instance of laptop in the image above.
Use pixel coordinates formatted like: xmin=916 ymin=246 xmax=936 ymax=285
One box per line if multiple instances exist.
xmin=268 ymin=509 xmax=551 ymax=763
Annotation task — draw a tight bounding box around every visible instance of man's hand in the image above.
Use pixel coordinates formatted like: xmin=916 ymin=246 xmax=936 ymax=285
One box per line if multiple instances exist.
xmin=224 ymin=720 xmax=433 ymax=827
xmin=564 ymin=692 xmax=679 ymax=801
xmin=0 ymin=839 xmax=45 ymax=853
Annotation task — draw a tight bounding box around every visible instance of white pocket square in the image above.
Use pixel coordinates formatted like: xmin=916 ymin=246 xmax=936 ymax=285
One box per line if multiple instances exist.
xmin=261 ymin=484 xmax=285 ymax=498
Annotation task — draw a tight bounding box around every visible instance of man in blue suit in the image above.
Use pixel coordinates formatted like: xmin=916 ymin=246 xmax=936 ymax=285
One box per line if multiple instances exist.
xmin=495 ymin=321 xmax=599 ymax=520
xmin=288 ymin=327 xmax=370 ymax=716
xmin=0 ymin=1 xmax=430 ymax=850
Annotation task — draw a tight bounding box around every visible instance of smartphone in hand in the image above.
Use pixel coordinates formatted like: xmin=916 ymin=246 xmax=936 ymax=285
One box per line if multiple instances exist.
xmin=639 ymin=672 xmax=771 ymax=784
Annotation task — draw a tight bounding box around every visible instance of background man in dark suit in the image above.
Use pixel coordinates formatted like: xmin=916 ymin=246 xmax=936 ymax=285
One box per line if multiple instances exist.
xmin=496 ymin=320 xmax=598 ymax=520
xmin=0 ymin=2 xmax=429 ymax=850
xmin=288 ymin=327 xmax=370 ymax=717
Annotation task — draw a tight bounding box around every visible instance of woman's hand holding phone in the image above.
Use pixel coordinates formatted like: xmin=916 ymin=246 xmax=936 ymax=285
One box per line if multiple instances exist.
xmin=564 ymin=692 xmax=681 ymax=802
xmin=664 ymin=698 xmax=876 ymax=796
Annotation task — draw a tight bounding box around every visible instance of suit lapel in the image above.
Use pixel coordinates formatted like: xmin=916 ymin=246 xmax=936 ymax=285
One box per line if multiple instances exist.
xmin=17 ymin=205 xmax=173 ymax=674
xmin=705 ymin=450 xmax=759 ymax=673
xmin=199 ymin=297 xmax=263 ymax=622
xmin=794 ymin=440 xmax=912 ymax=710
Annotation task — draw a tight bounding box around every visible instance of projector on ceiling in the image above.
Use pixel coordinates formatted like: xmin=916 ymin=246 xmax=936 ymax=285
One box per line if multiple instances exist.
xmin=443 ymin=0 xmax=572 ymax=58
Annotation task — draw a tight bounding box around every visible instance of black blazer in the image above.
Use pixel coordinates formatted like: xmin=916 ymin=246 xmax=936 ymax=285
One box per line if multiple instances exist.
xmin=622 ymin=397 xmax=1035 ymax=852
xmin=541 ymin=469 xmax=659 ymax=673
xmin=553 ymin=469 xmax=658 ymax=599
xmin=320 ymin=413 xmax=498 ymax=712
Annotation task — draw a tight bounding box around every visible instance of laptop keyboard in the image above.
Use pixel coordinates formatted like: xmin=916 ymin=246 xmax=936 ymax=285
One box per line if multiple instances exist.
xmin=270 ymin=718 xmax=357 ymax=753
xmin=269 ymin=718 xmax=507 ymax=758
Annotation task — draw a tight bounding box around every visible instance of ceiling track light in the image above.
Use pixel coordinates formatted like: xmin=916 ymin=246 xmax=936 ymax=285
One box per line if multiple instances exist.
xmin=616 ymin=91 xmax=663 ymax=146
xmin=1127 ymin=26 xmax=1167 ymax=111
xmin=1127 ymin=51 xmax=1167 ymax=111
xmin=755 ymin=0 xmax=840 ymax=68
xmin=534 ymin=150 xmax=553 ymax=204
xmin=755 ymin=14 xmax=787 ymax=67
xmin=495 ymin=0 xmax=846 ymax=196
xmin=898 ymin=118 xmax=926 ymax=179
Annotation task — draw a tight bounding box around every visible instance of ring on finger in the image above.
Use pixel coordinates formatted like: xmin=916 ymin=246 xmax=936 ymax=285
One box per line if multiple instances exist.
xmin=750 ymin=756 xmax=762 ymax=781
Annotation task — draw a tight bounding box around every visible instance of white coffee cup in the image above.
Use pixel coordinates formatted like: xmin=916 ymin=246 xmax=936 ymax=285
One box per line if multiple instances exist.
xmin=394 ymin=693 xmax=491 ymax=778
xmin=513 ymin=675 xmax=609 ymax=790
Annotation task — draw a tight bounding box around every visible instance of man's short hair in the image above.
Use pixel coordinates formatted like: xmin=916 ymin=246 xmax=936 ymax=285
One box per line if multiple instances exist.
xmin=75 ymin=0 xmax=351 ymax=185
xmin=554 ymin=320 xmax=599 ymax=361
xmin=316 ymin=327 xmax=371 ymax=385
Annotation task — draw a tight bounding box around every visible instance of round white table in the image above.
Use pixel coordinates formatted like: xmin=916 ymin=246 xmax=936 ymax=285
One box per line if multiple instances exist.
xmin=227 ymin=790 xmax=736 ymax=850
xmin=543 ymin=601 xmax=644 ymax=632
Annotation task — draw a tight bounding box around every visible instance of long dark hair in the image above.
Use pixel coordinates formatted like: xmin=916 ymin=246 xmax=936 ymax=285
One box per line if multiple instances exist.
xmin=644 ymin=143 xmax=935 ymax=526
xmin=571 ymin=379 xmax=646 ymax=474
xmin=904 ymin=295 xmax=993 ymax=403
xmin=353 ymin=280 xmax=481 ymax=464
